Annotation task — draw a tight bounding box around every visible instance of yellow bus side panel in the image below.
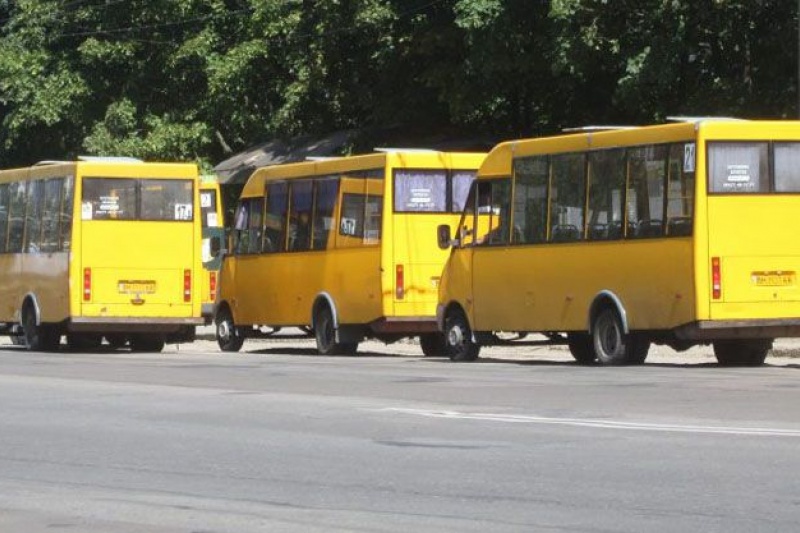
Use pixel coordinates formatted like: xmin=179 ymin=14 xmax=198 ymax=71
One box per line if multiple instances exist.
xmin=230 ymin=247 xmax=382 ymax=327
xmin=469 ymin=239 xmax=695 ymax=332
xmin=0 ymin=254 xmax=70 ymax=323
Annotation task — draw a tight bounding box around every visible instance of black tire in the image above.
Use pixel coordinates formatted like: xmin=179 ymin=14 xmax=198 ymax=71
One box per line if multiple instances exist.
xmin=567 ymin=333 xmax=596 ymax=364
xmin=419 ymin=332 xmax=450 ymax=357
xmin=216 ymin=307 xmax=245 ymax=352
xmin=66 ymin=333 xmax=103 ymax=351
xmin=713 ymin=339 xmax=771 ymax=366
xmin=314 ymin=306 xmax=358 ymax=355
xmin=10 ymin=334 xmax=25 ymax=346
xmin=130 ymin=334 xmax=166 ymax=353
xmin=591 ymin=307 xmax=649 ymax=366
xmin=22 ymin=305 xmax=60 ymax=352
xmin=444 ymin=311 xmax=480 ymax=362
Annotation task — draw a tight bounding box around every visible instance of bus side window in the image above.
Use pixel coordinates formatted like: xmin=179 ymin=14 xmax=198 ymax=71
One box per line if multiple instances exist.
xmin=264 ymin=182 xmax=288 ymax=252
xmin=7 ymin=181 xmax=27 ymax=253
xmin=312 ymin=178 xmax=338 ymax=250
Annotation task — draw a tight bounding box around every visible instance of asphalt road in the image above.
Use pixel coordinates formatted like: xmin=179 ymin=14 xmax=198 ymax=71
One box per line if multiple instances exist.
xmin=0 ymin=336 xmax=799 ymax=532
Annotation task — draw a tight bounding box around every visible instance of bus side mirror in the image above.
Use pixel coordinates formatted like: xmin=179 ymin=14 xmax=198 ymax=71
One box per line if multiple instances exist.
xmin=437 ymin=224 xmax=452 ymax=250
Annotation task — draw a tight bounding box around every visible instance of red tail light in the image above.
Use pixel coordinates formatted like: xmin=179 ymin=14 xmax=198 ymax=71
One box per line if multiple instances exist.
xmin=396 ymin=264 xmax=404 ymax=299
xmin=184 ymin=269 xmax=192 ymax=302
xmin=209 ymin=271 xmax=217 ymax=301
xmin=711 ymin=257 xmax=721 ymax=300
xmin=83 ymin=268 xmax=91 ymax=301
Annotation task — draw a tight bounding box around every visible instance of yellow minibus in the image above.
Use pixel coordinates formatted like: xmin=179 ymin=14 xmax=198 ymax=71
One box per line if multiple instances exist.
xmin=213 ymin=150 xmax=485 ymax=354
xmin=0 ymin=158 xmax=204 ymax=352
xmin=437 ymin=120 xmax=800 ymax=366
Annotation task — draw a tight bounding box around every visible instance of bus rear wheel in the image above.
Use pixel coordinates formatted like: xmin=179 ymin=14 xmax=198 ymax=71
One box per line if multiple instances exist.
xmin=591 ymin=307 xmax=649 ymax=365
xmin=444 ymin=311 xmax=480 ymax=362
xmin=314 ymin=306 xmax=358 ymax=355
xmin=420 ymin=333 xmax=450 ymax=357
xmin=567 ymin=333 xmax=596 ymax=365
xmin=713 ymin=339 xmax=771 ymax=366
xmin=22 ymin=305 xmax=60 ymax=352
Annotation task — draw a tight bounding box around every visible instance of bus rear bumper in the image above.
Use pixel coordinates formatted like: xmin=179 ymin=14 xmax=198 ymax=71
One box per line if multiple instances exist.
xmin=369 ymin=316 xmax=439 ymax=334
xmin=674 ymin=319 xmax=800 ymax=341
xmin=68 ymin=317 xmax=204 ymax=334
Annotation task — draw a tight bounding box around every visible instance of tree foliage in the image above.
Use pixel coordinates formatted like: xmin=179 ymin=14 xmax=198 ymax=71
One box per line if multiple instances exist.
xmin=0 ymin=0 xmax=797 ymax=167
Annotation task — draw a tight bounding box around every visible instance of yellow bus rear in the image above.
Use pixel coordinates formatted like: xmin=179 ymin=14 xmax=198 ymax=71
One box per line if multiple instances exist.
xmin=0 ymin=159 xmax=203 ymax=352
xmin=214 ymin=151 xmax=485 ymax=355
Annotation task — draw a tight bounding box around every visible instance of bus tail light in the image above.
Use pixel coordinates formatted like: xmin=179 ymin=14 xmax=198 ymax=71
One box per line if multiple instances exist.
xmin=184 ymin=269 xmax=192 ymax=302
xmin=712 ymin=257 xmax=721 ymax=300
xmin=396 ymin=264 xmax=404 ymax=299
xmin=209 ymin=271 xmax=217 ymax=301
xmin=83 ymin=268 xmax=91 ymax=301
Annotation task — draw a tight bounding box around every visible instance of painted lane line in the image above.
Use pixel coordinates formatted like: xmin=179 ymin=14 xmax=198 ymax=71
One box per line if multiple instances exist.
xmin=375 ymin=408 xmax=800 ymax=437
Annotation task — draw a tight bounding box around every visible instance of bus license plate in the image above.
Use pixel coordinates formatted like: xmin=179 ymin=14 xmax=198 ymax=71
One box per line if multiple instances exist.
xmin=751 ymin=272 xmax=795 ymax=287
xmin=118 ymin=280 xmax=156 ymax=294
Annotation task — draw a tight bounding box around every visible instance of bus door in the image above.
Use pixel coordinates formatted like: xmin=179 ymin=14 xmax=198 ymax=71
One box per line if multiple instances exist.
xmin=79 ymin=176 xmax=197 ymax=318
xmin=335 ymin=177 xmax=383 ymax=322
xmin=469 ymin=179 xmax=515 ymax=331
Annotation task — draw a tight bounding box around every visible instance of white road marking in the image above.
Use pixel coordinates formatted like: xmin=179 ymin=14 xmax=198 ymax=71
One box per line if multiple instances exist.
xmin=376 ymin=408 xmax=800 ymax=437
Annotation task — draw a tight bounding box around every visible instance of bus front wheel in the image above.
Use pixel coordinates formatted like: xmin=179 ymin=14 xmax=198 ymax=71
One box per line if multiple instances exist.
xmin=713 ymin=339 xmax=771 ymax=366
xmin=216 ymin=307 xmax=245 ymax=352
xmin=444 ymin=311 xmax=480 ymax=362
xmin=591 ymin=307 xmax=649 ymax=365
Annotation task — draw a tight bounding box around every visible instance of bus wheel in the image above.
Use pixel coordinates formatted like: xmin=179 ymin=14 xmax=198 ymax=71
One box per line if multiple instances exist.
xmin=591 ymin=307 xmax=649 ymax=365
xmin=314 ymin=306 xmax=356 ymax=355
xmin=10 ymin=334 xmax=25 ymax=346
xmin=444 ymin=311 xmax=480 ymax=362
xmin=130 ymin=334 xmax=166 ymax=353
xmin=66 ymin=334 xmax=103 ymax=352
xmin=420 ymin=332 xmax=449 ymax=357
xmin=216 ymin=308 xmax=244 ymax=352
xmin=22 ymin=305 xmax=60 ymax=352
xmin=567 ymin=333 xmax=596 ymax=365
xmin=713 ymin=339 xmax=771 ymax=366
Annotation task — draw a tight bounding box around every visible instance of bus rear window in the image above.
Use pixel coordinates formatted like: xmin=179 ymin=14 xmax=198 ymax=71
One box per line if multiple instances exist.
xmin=708 ymin=142 xmax=769 ymax=194
xmin=774 ymin=142 xmax=800 ymax=192
xmin=82 ymin=178 xmax=193 ymax=221
xmin=394 ymin=169 xmax=477 ymax=213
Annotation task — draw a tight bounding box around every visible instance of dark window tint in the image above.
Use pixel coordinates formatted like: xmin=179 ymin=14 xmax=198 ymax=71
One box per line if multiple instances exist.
xmin=264 ymin=182 xmax=288 ymax=252
xmin=513 ymin=156 xmax=549 ymax=244
xmin=312 ymin=178 xmax=338 ymax=250
xmin=41 ymin=178 xmax=63 ymax=253
xmin=550 ymin=153 xmax=585 ymax=242
xmin=140 ymin=179 xmax=193 ymax=221
xmin=289 ymin=180 xmax=313 ymax=251
xmin=587 ymin=149 xmax=626 ymax=240
xmin=628 ymin=145 xmax=668 ymax=239
xmin=60 ymin=176 xmax=74 ymax=251
xmin=7 ymin=182 xmax=26 ymax=253
xmin=24 ymin=180 xmax=43 ymax=252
